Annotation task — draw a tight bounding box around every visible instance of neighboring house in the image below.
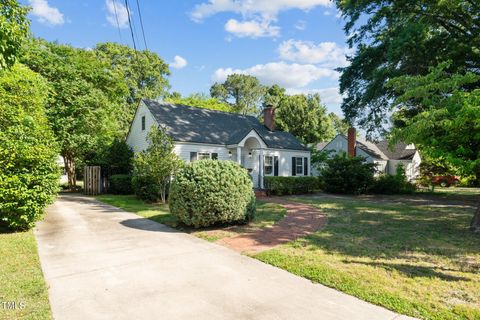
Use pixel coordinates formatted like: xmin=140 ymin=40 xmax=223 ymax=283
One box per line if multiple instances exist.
xmin=317 ymin=129 xmax=421 ymax=181
xmin=126 ymin=99 xmax=310 ymax=189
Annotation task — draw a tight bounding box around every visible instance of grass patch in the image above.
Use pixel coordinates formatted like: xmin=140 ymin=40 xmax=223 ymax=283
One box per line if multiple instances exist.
xmin=95 ymin=195 xmax=286 ymax=242
xmin=254 ymin=196 xmax=480 ymax=320
xmin=0 ymin=228 xmax=52 ymax=319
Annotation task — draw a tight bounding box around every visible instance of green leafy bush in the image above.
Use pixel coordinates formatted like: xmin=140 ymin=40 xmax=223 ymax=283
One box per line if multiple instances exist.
xmin=169 ymin=160 xmax=255 ymax=228
xmin=371 ymin=173 xmax=416 ymax=194
xmin=108 ymin=174 xmax=133 ymax=195
xmin=0 ymin=64 xmax=59 ymax=230
xmin=132 ymin=175 xmax=161 ymax=203
xmin=132 ymin=126 xmax=183 ymax=203
xmin=264 ymin=176 xmax=319 ymax=196
xmin=321 ymin=153 xmax=376 ymax=194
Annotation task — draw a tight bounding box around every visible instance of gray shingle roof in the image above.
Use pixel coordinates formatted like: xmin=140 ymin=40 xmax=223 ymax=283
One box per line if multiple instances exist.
xmin=376 ymin=140 xmax=417 ymax=160
xmin=142 ymin=99 xmax=308 ymax=151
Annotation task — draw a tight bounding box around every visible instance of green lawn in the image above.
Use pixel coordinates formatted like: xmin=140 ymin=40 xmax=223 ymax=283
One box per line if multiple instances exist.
xmin=95 ymin=195 xmax=286 ymax=242
xmin=423 ymin=187 xmax=480 ymax=197
xmin=0 ymin=228 xmax=52 ymax=320
xmin=254 ymin=195 xmax=480 ymax=320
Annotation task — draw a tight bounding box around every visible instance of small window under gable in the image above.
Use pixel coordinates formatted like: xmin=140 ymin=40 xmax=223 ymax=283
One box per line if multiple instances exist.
xmin=141 ymin=115 xmax=146 ymax=131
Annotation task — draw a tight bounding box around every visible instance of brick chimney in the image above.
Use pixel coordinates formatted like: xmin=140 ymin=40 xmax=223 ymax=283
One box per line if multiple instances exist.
xmin=347 ymin=127 xmax=356 ymax=157
xmin=263 ymin=106 xmax=276 ymax=131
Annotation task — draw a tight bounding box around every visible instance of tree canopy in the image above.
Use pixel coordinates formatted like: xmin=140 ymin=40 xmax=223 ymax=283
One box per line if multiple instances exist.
xmin=210 ymin=74 xmax=266 ymax=115
xmin=388 ymin=63 xmax=480 ymax=230
xmin=21 ymin=39 xmax=123 ymax=187
xmin=94 ymin=42 xmax=170 ymax=132
xmin=165 ymin=92 xmax=233 ymax=112
xmin=336 ymin=0 xmax=480 ymax=134
xmin=276 ymin=94 xmax=335 ymax=144
xmin=0 ymin=0 xmax=29 ymax=70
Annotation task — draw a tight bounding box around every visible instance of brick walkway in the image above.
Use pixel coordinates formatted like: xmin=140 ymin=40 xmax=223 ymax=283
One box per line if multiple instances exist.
xmin=219 ymin=197 xmax=327 ymax=253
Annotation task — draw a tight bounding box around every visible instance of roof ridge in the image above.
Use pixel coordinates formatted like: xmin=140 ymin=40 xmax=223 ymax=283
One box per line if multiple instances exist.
xmin=142 ymin=98 xmax=258 ymax=120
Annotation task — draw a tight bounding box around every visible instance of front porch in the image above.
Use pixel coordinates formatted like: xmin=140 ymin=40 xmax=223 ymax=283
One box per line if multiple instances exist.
xmin=228 ymin=132 xmax=270 ymax=189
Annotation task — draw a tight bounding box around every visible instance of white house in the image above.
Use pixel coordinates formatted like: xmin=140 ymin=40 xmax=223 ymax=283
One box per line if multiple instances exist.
xmin=317 ymin=128 xmax=421 ymax=181
xmin=126 ymin=99 xmax=311 ymax=189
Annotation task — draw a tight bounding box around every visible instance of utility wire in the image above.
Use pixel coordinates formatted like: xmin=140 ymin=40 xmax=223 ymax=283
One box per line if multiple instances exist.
xmin=112 ymin=0 xmax=123 ymax=43
xmin=130 ymin=10 xmax=141 ymax=50
xmin=124 ymin=0 xmax=137 ymax=52
xmin=135 ymin=0 xmax=148 ymax=50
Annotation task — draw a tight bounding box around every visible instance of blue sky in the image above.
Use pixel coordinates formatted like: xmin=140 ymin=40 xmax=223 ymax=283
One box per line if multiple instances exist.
xmin=23 ymin=0 xmax=349 ymax=115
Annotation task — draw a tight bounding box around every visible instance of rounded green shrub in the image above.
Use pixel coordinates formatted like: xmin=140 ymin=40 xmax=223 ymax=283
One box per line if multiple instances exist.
xmin=169 ymin=160 xmax=255 ymax=228
xmin=321 ymin=153 xmax=375 ymax=195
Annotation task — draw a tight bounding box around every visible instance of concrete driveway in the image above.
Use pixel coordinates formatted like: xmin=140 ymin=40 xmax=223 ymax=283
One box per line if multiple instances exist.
xmin=35 ymin=194 xmax=415 ymax=320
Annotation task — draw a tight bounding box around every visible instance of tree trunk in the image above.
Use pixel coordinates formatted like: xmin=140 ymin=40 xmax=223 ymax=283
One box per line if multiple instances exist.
xmin=160 ymin=184 xmax=166 ymax=204
xmin=63 ymin=151 xmax=76 ymax=190
xmin=470 ymin=200 xmax=480 ymax=232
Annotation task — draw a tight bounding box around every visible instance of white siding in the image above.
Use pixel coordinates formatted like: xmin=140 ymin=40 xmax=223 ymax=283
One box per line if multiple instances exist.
xmin=320 ymin=135 xmax=375 ymax=162
xmin=126 ymin=102 xmax=157 ymax=152
xmin=265 ymin=149 xmax=310 ymax=177
xmin=174 ymin=143 xmax=230 ymax=162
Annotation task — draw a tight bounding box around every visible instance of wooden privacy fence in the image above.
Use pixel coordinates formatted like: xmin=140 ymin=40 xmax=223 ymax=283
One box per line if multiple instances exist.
xmin=84 ymin=166 xmax=102 ymax=195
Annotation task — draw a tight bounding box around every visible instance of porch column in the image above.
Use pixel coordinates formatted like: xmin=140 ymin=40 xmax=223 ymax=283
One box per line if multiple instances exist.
xmin=236 ymin=146 xmax=241 ymax=164
xmin=259 ymin=149 xmax=264 ymax=189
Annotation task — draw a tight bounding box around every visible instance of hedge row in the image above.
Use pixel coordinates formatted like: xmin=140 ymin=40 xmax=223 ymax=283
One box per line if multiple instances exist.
xmin=264 ymin=176 xmax=318 ymax=196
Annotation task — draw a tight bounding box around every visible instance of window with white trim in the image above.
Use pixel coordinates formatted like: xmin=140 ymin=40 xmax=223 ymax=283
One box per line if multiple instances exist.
xmin=264 ymin=156 xmax=273 ymax=175
xmin=198 ymin=152 xmax=211 ymax=160
xmin=295 ymin=157 xmax=303 ymax=175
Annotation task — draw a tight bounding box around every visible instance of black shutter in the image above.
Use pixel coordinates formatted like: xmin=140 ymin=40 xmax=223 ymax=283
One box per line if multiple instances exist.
xmin=190 ymin=152 xmax=197 ymax=162
xmin=274 ymin=156 xmax=279 ymax=176
xmin=292 ymin=157 xmax=296 ymax=176
xmin=141 ymin=116 xmax=146 ymax=130
xmin=304 ymin=157 xmax=308 ymax=176
xmin=212 ymin=153 xmax=218 ymax=160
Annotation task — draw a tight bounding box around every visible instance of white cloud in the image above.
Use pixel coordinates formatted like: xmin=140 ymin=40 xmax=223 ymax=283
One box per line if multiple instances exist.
xmin=286 ymin=87 xmax=343 ymax=105
xmin=190 ymin=0 xmax=331 ymax=38
xmin=29 ymin=0 xmax=64 ymax=25
xmin=212 ymin=62 xmax=337 ymax=88
xmin=225 ymin=19 xmax=280 ymax=38
xmin=190 ymin=0 xmax=332 ymax=22
xmin=105 ymin=0 xmax=130 ymax=29
xmin=294 ymin=20 xmax=306 ymax=30
xmin=278 ymin=39 xmax=352 ymax=67
xmin=170 ymin=56 xmax=188 ymax=69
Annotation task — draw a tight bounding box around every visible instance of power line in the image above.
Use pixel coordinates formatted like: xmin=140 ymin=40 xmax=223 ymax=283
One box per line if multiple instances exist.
xmin=111 ymin=0 xmax=123 ymax=43
xmin=124 ymin=0 xmax=137 ymax=52
xmin=135 ymin=0 xmax=148 ymax=50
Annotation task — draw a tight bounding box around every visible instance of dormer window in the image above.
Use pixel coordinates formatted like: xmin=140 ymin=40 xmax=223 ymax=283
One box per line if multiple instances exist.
xmin=141 ymin=116 xmax=146 ymax=131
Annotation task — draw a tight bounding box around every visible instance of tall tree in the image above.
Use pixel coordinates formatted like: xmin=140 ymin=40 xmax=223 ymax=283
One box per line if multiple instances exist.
xmin=21 ymin=39 xmax=122 ymax=188
xmin=276 ymin=94 xmax=335 ymax=144
xmin=94 ymin=42 xmax=170 ymax=132
xmin=263 ymin=84 xmax=286 ymax=108
xmin=210 ymin=74 xmax=266 ymax=115
xmin=388 ymin=63 xmax=480 ymax=231
xmin=0 ymin=0 xmax=29 ymax=70
xmin=328 ymin=112 xmax=350 ymax=136
xmin=336 ymin=0 xmax=480 ymax=134
xmin=165 ymin=92 xmax=233 ymax=112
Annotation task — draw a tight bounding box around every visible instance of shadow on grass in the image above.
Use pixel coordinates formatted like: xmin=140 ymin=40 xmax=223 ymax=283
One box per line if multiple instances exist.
xmin=343 ymin=259 xmax=471 ymax=282
xmin=293 ymin=196 xmax=480 ymax=263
